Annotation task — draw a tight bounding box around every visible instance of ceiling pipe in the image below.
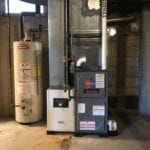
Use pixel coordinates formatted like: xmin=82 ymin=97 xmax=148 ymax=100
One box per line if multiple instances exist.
xmin=108 ymin=16 xmax=135 ymax=24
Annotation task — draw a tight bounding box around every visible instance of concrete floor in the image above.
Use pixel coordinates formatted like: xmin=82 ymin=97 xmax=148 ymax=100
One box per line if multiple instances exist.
xmin=0 ymin=112 xmax=150 ymax=150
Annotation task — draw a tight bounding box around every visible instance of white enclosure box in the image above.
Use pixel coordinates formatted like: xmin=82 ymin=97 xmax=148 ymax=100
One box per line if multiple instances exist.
xmin=47 ymin=89 xmax=75 ymax=132
xmin=13 ymin=41 xmax=43 ymax=123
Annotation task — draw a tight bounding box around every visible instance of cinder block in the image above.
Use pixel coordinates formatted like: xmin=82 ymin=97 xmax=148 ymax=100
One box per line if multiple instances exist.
xmin=125 ymin=78 xmax=138 ymax=88
xmin=126 ymin=35 xmax=140 ymax=47
xmin=126 ymin=46 xmax=139 ymax=57
xmin=126 ymin=57 xmax=139 ymax=67
xmin=125 ymin=88 xmax=138 ymax=96
xmin=125 ymin=66 xmax=138 ymax=77
xmin=108 ymin=76 xmax=117 ymax=87
xmin=109 ymin=87 xmax=117 ymax=96
xmin=125 ymin=96 xmax=138 ymax=109
xmin=108 ymin=66 xmax=117 ymax=77
xmin=108 ymin=57 xmax=117 ymax=66
xmin=108 ymin=40 xmax=118 ymax=57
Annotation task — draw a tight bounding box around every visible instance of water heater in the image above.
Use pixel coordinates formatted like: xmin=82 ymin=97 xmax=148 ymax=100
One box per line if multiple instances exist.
xmin=13 ymin=41 xmax=43 ymax=123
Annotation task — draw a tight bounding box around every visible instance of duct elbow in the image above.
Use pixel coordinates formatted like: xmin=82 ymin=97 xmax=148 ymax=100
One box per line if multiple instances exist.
xmin=76 ymin=57 xmax=87 ymax=67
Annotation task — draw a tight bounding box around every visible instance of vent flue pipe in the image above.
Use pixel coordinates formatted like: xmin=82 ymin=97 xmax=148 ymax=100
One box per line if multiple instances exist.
xmin=101 ymin=0 xmax=107 ymax=70
xmin=108 ymin=16 xmax=135 ymax=24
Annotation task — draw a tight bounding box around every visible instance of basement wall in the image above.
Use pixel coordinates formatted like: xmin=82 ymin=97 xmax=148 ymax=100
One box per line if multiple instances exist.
xmin=108 ymin=27 xmax=140 ymax=111
xmin=139 ymin=5 xmax=150 ymax=115
xmin=0 ymin=17 xmax=19 ymax=118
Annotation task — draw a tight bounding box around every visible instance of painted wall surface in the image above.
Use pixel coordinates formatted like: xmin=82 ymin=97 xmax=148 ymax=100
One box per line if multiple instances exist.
xmin=139 ymin=5 xmax=150 ymax=115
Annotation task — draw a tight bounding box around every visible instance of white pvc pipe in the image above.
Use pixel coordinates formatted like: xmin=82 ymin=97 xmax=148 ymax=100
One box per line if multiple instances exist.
xmin=76 ymin=56 xmax=87 ymax=67
xmin=101 ymin=0 xmax=107 ymax=70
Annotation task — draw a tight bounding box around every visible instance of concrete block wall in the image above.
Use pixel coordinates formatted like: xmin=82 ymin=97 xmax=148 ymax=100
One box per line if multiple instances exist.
xmin=0 ymin=17 xmax=20 ymax=118
xmin=139 ymin=5 xmax=150 ymax=115
xmin=108 ymin=25 xmax=140 ymax=110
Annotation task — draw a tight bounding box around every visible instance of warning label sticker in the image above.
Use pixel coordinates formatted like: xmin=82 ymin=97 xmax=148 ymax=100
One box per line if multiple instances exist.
xmin=20 ymin=63 xmax=31 ymax=77
xmin=29 ymin=82 xmax=38 ymax=95
xmin=93 ymin=105 xmax=105 ymax=116
xmin=17 ymin=81 xmax=27 ymax=94
xmin=95 ymin=74 xmax=105 ymax=88
xmin=33 ymin=65 xmax=41 ymax=77
xmin=20 ymin=70 xmax=31 ymax=76
xmin=78 ymin=103 xmax=85 ymax=113
xmin=80 ymin=121 xmax=95 ymax=130
xmin=20 ymin=63 xmax=31 ymax=70
xmin=96 ymin=74 xmax=104 ymax=82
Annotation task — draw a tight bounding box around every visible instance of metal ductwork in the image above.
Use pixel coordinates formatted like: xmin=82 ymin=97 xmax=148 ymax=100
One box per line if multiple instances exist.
xmin=21 ymin=0 xmax=47 ymax=5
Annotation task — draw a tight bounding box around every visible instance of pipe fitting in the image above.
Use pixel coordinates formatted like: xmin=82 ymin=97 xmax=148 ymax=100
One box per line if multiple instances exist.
xmin=76 ymin=56 xmax=87 ymax=67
